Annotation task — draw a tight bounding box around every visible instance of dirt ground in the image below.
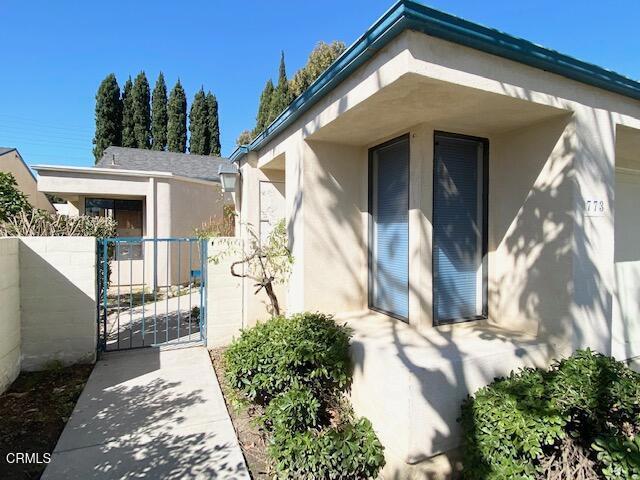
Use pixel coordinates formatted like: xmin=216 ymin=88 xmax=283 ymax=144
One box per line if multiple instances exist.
xmin=209 ymin=348 xmax=270 ymax=480
xmin=0 ymin=364 xmax=93 ymax=480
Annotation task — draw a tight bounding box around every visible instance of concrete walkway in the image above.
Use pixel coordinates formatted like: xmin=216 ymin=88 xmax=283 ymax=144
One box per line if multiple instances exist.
xmin=43 ymin=346 xmax=249 ymax=480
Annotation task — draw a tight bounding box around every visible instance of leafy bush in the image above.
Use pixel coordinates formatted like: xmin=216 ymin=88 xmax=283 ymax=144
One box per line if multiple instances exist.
xmin=263 ymin=386 xmax=321 ymax=434
xmin=224 ymin=312 xmax=385 ymax=479
xmin=0 ymin=208 xmax=116 ymax=237
xmin=593 ymin=435 xmax=640 ymax=480
xmin=0 ymin=172 xmax=31 ymax=222
xmin=460 ymin=349 xmax=640 ymax=480
xmin=547 ymin=349 xmax=640 ymax=436
xmin=224 ymin=312 xmax=352 ymax=403
xmin=460 ymin=367 xmax=566 ymax=479
xmin=269 ymin=418 xmax=385 ymax=480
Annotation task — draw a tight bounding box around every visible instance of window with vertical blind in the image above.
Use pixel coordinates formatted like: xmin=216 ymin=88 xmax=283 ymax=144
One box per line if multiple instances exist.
xmin=433 ymin=132 xmax=488 ymax=324
xmin=368 ymin=135 xmax=409 ymax=320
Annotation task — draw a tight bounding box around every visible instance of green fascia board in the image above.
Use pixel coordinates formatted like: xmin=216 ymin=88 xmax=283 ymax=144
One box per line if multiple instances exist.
xmin=231 ymin=0 xmax=640 ymax=162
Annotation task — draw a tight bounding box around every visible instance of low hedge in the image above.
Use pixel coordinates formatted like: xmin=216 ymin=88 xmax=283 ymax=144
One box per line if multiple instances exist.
xmin=269 ymin=418 xmax=385 ymax=480
xmin=460 ymin=349 xmax=640 ymax=479
xmin=224 ymin=312 xmax=352 ymax=403
xmin=224 ymin=312 xmax=385 ymax=479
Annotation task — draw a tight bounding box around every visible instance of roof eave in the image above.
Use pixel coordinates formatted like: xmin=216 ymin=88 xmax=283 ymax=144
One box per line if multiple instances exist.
xmin=231 ymin=0 xmax=640 ymax=163
xmin=33 ymin=165 xmax=220 ymax=186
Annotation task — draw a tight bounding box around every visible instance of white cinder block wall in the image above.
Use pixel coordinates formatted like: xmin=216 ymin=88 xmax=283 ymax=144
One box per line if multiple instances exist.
xmin=0 ymin=238 xmax=21 ymax=392
xmin=19 ymin=237 xmax=97 ymax=370
xmin=0 ymin=236 xmax=97 ymax=392
xmin=206 ymin=238 xmax=244 ymax=347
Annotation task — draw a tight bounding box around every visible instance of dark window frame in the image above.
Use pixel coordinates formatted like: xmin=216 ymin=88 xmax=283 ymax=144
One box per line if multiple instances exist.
xmin=432 ymin=130 xmax=489 ymax=326
xmin=367 ymin=133 xmax=411 ymax=323
xmin=84 ymin=197 xmax=145 ymax=260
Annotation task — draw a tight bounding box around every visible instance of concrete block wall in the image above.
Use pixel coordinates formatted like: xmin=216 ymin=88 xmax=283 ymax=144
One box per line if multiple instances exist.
xmin=0 ymin=238 xmax=21 ymax=392
xmin=206 ymin=238 xmax=244 ymax=347
xmin=19 ymin=237 xmax=97 ymax=370
xmin=0 ymin=236 xmax=97 ymax=392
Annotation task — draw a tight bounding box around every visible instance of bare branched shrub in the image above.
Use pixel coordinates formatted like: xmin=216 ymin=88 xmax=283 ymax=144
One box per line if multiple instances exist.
xmin=210 ymin=219 xmax=292 ymax=316
xmin=0 ymin=209 xmax=116 ymax=237
xmin=538 ymin=437 xmax=599 ymax=480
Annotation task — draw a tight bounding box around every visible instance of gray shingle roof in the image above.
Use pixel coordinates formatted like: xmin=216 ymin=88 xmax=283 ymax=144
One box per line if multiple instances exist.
xmin=0 ymin=147 xmax=17 ymax=156
xmin=96 ymin=146 xmax=230 ymax=182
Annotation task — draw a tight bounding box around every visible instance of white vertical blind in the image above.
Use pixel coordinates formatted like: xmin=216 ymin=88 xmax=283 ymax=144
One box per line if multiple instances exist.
xmin=370 ymin=137 xmax=409 ymax=319
xmin=433 ymin=134 xmax=485 ymax=323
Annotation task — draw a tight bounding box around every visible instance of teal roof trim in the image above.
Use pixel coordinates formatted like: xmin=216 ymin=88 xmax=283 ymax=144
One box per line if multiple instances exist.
xmin=231 ymin=0 xmax=640 ymax=162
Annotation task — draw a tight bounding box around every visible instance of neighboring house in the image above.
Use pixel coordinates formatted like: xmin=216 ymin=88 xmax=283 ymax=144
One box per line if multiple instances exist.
xmin=34 ymin=146 xmax=232 ymax=286
xmin=0 ymin=147 xmax=54 ymax=212
xmin=226 ymin=0 xmax=640 ymax=476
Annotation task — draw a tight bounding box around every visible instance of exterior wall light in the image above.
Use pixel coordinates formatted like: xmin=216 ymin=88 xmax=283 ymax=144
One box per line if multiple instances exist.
xmin=218 ymin=163 xmax=239 ymax=192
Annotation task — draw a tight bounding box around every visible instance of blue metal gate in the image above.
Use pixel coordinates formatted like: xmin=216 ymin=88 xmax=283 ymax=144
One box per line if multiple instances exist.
xmin=97 ymin=238 xmax=207 ymax=352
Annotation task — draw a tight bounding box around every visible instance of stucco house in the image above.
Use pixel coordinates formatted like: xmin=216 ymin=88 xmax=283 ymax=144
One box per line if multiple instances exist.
xmin=34 ymin=146 xmax=232 ymax=286
xmin=0 ymin=147 xmax=54 ymax=212
xmin=224 ymin=0 xmax=640 ymax=476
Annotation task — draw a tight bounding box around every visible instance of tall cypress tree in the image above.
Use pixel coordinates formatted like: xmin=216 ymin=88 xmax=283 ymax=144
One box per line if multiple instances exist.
xmin=206 ymin=92 xmax=221 ymax=156
xmin=93 ymin=73 xmax=122 ymax=163
xmin=189 ymin=88 xmax=209 ymax=155
xmin=151 ymin=72 xmax=168 ymax=151
xmin=167 ymin=80 xmax=187 ymax=153
xmin=121 ymin=76 xmax=136 ymax=148
xmin=131 ymin=71 xmax=151 ymax=148
xmin=269 ymin=51 xmax=292 ymax=121
xmin=254 ymin=79 xmax=274 ymax=135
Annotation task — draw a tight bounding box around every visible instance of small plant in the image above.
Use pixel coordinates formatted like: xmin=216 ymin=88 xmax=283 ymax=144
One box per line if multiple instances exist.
xmin=224 ymin=312 xmax=352 ymax=403
xmin=190 ymin=306 xmax=200 ymax=321
xmin=211 ymin=218 xmax=292 ymax=316
xmin=459 ymin=349 xmax=640 ymax=480
xmin=268 ymin=418 xmax=385 ymax=480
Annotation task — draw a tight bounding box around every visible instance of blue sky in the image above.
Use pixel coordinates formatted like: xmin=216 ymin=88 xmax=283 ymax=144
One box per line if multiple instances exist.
xmin=1 ymin=0 xmax=639 ymax=167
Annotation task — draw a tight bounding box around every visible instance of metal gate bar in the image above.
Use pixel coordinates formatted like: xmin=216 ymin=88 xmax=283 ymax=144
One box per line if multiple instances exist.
xmin=97 ymin=237 xmax=207 ymax=352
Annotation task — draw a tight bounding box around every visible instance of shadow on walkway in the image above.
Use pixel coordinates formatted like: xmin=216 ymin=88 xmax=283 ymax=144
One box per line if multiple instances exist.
xmin=43 ymin=346 xmax=249 ymax=480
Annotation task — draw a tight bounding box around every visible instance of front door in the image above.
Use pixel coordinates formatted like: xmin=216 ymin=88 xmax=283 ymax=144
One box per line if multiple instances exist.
xmin=433 ymin=132 xmax=488 ymax=324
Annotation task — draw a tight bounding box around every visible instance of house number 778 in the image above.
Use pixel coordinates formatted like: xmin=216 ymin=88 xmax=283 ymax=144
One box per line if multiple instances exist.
xmin=585 ymin=199 xmax=605 ymax=217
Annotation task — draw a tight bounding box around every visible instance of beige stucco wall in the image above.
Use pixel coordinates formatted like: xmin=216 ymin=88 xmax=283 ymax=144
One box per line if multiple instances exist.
xmin=236 ymin=159 xmax=288 ymax=325
xmin=19 ymin=237 xmax=97 ymax=370
xmin=169 ymin=179 xmax=231 ymax=285
xmin=0 ymin=238 xmax=20 ymax=393
xmin=206 ymin=238 xmax=244 ymax=347
xmin=232 ymin=28 xmax=640 ymax=477
xmin=1 ymin=151 xmax=53 ymax=211
xmin=38 ymin=170 xmax=229 ymax=287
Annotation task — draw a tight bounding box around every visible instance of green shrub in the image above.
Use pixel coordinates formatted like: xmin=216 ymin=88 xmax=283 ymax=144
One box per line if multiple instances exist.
xmin=269 ymin=418 xmax=385 ymax=480
xmin=547 ymin=349 xmax=640 ymax=436
xmin=263 ymin=386 xmax=321 ymax=434
xmin=593 ymin=434 xmax=640 ymax=480
xmin=459 ymin=367 xmax=566 ymax=479
xmin=224 ymin=312 xmax=352 ymax=403
xmin=460 ymin=349 xmax=640 ymax=480
xmin=223 ymin=311 xmax=384 ymax=479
